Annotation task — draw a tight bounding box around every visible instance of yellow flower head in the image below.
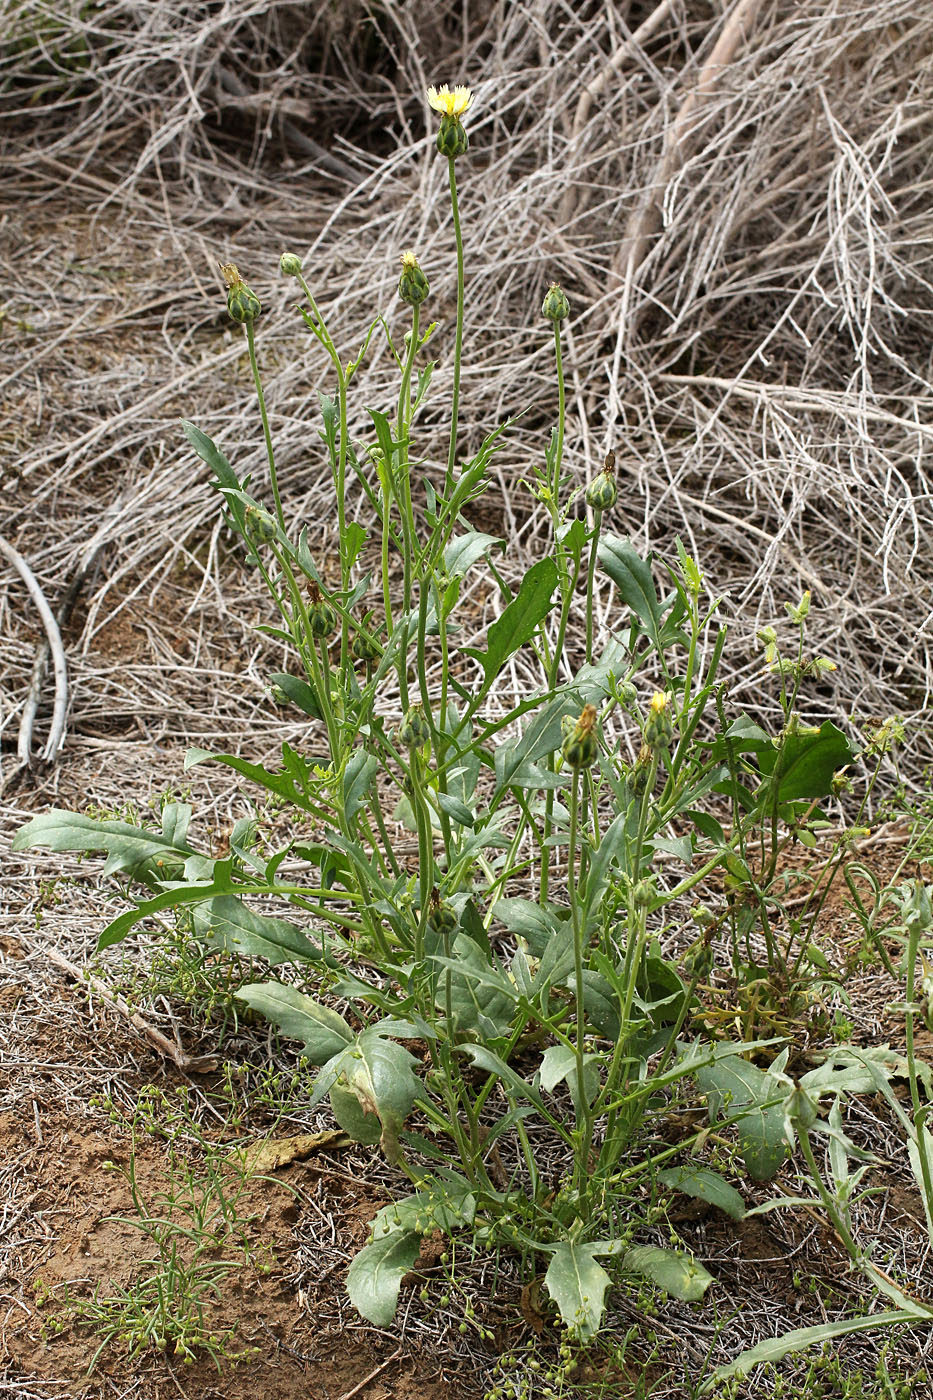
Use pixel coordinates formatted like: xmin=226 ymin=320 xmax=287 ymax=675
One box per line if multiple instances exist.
xmin=220 ymin=262 xmax=241 ymax=288
xmin=649 ymin=691 xmax=668 ymax=716
xmin=426 ymin=84 xmax=474 ymax=118
xmin=400 ymin=249 xmax=419 ymax=268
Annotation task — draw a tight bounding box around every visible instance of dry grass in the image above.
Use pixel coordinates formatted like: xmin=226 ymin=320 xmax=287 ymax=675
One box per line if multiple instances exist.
xmin=2 ymin=0 xmax=932 ymax=792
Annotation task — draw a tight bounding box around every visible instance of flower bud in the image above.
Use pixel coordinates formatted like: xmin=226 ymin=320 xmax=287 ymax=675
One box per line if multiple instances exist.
xmin=306 ymin=581 xmax=337 ymax=639
xmin=398 ymin=703 xmax=432 ymax=749
xmin=633 ymin=877 xmax=656 ymax=909
xmin=585 ymin=459 xmax=618 ymax=513
xmin=245 ymin=504 xmax=276 ymax=542
xmin=561 ymin=703 xmax=598 ymax=769
xmin=542 ymin=282 xmax=569 ymax=323
xmin=436 ymin=114 xmax=469 ymax=159
xmin=398 ymin=250 xmax=429 ymax=306
xmin=351 ymin=631 xmax=382 ymax=663
xmin=644 ymin=691 xmax=674 ymax=748
xmin=221 ymin=262 xmax=261 ymax=324
xmin=280 ymin=252 xmax=303 ymax=277
xmin=426 ymin=888 xmax=457 ymax=934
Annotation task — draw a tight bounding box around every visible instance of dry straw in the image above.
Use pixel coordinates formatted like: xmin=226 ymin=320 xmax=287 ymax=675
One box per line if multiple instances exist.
xmin=2 ymin=0 xmax=932 ymax=784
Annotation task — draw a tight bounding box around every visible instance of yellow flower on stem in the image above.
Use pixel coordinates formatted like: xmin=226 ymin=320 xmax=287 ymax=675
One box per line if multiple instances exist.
xmin=426 ymin=84 xmax=474 ymax=117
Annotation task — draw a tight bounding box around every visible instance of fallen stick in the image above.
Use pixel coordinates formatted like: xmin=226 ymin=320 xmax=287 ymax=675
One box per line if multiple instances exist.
xmin=0 ymin=534 xmax=69 ymax=768
xmin=612 ymin=0 xmax=768 ymax=288
xmin=45 ymin=946 xmax=218 ymax=1075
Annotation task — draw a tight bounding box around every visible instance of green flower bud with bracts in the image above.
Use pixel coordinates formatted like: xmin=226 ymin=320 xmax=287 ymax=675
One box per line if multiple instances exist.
xmin=221 ymin=262 xmax=261 ymax=324
xmin=644 ymin=691 xmax=674 ymax=749
xmin=682 ymin=938 xmax=714 ymax=980
xmin=631 ymin=741 xmax=654 ymax=795
xmin=280 ymin=252 xmax=303 ymax=277
xmin=586 ymin=451 xmax=618 ymax=511
xmin=351 ymin=630 xmax=382 ymax=663
xmin=398 ymin=250 xmax=429 ymax=306
xmin=398 ymin=702 xmax=431 ymax=749
xmin=306 ymin=580 xmax=337 ymax=639
xmin=561 ymin=703 xmax=598 ymax=769
xmin=633 ymin=877 xmax=656 ymax=909
xmin=245 ymin=503 xmax=276 ymax=542
xmin=426 ymin=888 xmax=457 ymax=934
xmin=542 ymin=282 xmax=569 ymax=323
xmin=427 ymin=84 xmax=473 ymax=159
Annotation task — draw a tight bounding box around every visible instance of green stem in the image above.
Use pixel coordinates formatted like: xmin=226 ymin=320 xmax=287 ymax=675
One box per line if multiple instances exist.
xmin=585 ymin=512 xmax=601 ymax=664
xmin=245 ymin=321 xmax=284 ymax=532
xmin=397 ymin=304 xmax=420 ymax=611
xmin=446 ymin=156 xmax=464 ymax=485
xmin=568 ymin=767 xmax=594 ymax=1218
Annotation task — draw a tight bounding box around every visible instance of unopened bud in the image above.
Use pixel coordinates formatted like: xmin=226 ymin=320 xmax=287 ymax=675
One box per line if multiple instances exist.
xmin=542 ymin=282 xmax=570 ymax=324
xmin=561 ymin=703 xmax=598 ymax=769
xmin=398 ymin=250 xmax=430 ymax=306
xmin=398 ymin=703 xmax=432 ymax=749
xmin=221 ymin=262 xmax=261 ymax=324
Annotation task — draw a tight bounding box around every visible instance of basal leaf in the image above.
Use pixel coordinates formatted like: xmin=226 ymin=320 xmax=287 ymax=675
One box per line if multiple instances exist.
xmin=620 ymin=1245 xmax=713 ymax=1301
xmin=708 ymin=1312 xmax=915 ymax=1387
xmin=346 ymin=1230 xmax=422 ymax=1327
xmin=658 ymin=1166 xmax=745 ymax=1221
xmin=544 ymin=1243 xmax=612 ymax=1343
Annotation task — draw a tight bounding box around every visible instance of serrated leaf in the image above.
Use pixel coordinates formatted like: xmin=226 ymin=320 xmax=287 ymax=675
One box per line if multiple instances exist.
xmin=346 ymin=1230 xmax=422 ymax=1327
xmin=493 ymin=898 xmax=561 ymax=953
xmin=620 ymin=1245 xmax=713 ymax=1301
xmin=543 ymin=1243 xmax=612 ymax=1343
xmin=12 ymin=809 xmax=194 ymax=887
xmin=658 ymin=1166 xmax=745 ymax=1220
xmin=235 ymin=982 xmax=352 ymax=1063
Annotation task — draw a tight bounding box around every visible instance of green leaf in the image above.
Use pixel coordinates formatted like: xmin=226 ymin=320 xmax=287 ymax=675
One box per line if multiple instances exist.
xmin=270 ymin=672 xmax=322 ymax=720
xmin=620 ymin=1245 xmax=713 ymax=1301
xmin=371 ymin=1179 xmax=476 ymax=1240
xmin=343 ymin=750 xmax=378 ymax=825
xmin=335 ymin=1030 xmax=422 ymax=1164
xmin=329 ymin=1082 xmax=381 ymax=1145
xmin=464 ymin=556 xmax=558 ymax=688
xmin=435 ymin=934 xmax=516 ymax=1040
xmin=758 ymin=721 xmax=854 ymax=803
xmin=12 ymin=809 xmax=193 ymax=887
xmin=184 ymin=746 xmax=328 ymax=817
xmin=346 ymin=1230 xmax=422 ymax=1327
xmin=235 ymin=982 xmax=352 ymax=1063
xmin=696 ymin=1054 xmax=791 ymax=1181
xmin=436 ymin=792 xmax=475 ymax=828
xmin=543 ymin=1243 xmax=612 ymax=1343
xmin=444 ymin=531 xmax=503 ymax=578
xmin=539 ymin=1046 xmax=601 ymax=1102
xmin=597 ymin=536 xmax=664 ymax=648
xmin=190 ymin=896 xmax=324 ymax=964
xmin=707 ymin=1312 xmax=916 ymax=1388
xmin=493 ymin=898 xmax=561 ymax=955
xmin=494 ymin=695 xmax=578 ymax=795
xmin=658 ymin=1166 xmax=745 ymax=1220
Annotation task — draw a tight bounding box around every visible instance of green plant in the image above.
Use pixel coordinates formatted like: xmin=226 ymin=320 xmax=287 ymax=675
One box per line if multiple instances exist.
xmin=60 ymin=1088 xmax=269 ymax=1370
xmin=12 ymin=83 xmax=895 ymax=1355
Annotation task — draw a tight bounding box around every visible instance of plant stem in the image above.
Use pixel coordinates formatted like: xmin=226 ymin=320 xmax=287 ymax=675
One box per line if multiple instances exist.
xmin=245 ymin=322 xmax=284 ymax=532
xmin=568 ymin=767 xmax=594 ymax=1217
xmin=446 ymin=156 xmax=464 ymax=486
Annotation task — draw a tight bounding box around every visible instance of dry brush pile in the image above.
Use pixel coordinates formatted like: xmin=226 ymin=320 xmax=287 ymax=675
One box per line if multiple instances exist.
xmin=2 ymin=0 xmax=932 ymax=789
